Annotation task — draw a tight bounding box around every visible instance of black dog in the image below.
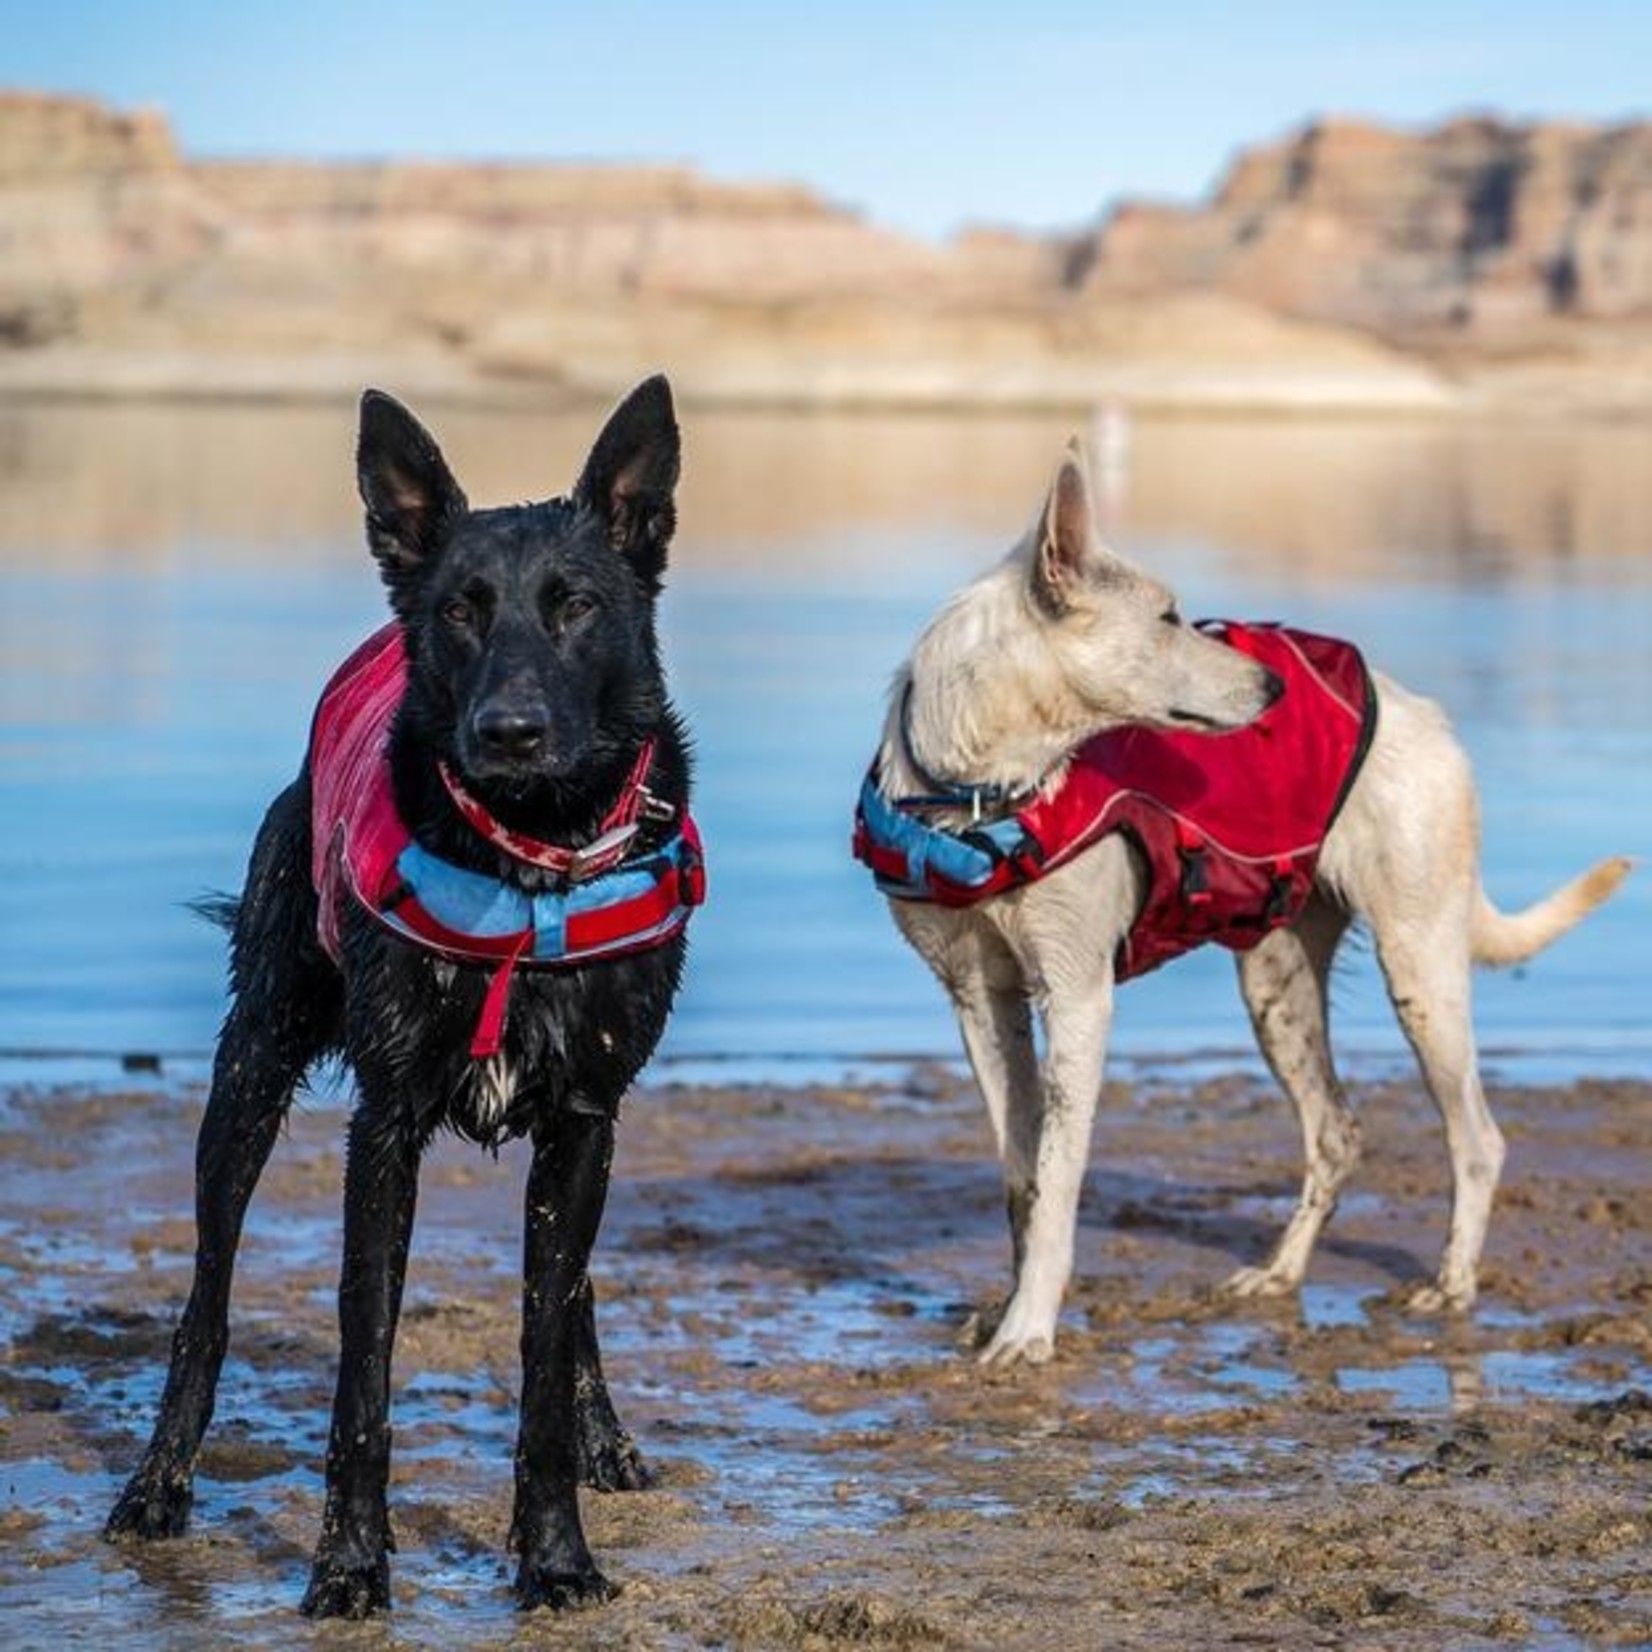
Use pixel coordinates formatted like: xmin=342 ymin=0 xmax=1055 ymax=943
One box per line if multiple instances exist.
xmin=104 ymin=377 xmax=701 ymax=1617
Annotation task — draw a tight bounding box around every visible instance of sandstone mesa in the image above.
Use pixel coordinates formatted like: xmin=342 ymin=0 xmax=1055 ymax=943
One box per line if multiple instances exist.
xmin=2 ymin=91 xmax=1649 ymax=413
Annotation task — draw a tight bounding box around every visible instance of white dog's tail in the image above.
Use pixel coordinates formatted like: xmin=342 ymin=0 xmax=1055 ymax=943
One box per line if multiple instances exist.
xmin=1472 ymin=856 xmax=1633 ymax=968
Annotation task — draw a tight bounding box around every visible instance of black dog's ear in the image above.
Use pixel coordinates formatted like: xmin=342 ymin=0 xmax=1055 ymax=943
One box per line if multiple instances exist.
xmin=574 ymin=375 xmax=680 ymax=592
xmin=357 ymin=390 xmax=468 ymax=610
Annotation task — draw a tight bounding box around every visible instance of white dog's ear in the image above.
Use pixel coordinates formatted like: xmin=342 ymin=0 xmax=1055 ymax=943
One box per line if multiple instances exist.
xmin=1034 ymin=441 xmax=1108 ymax=608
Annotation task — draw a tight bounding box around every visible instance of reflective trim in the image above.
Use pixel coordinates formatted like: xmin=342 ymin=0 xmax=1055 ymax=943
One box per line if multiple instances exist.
xmin=387 ymin=834 xmax=695 ymax=963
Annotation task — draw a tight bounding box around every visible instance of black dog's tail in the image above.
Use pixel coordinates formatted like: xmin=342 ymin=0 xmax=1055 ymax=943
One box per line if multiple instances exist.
xmin=187 ymin=891 xmax=241 ymax=932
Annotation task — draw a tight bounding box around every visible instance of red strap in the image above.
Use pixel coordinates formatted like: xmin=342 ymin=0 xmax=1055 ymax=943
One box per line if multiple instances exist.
xmin=469 ymin=930 xmax=533 ymax=1060
xmin=603 ymin=738 xmax=660 ymax=830
xmin=440 ymin=739 xmax=659 ymax=878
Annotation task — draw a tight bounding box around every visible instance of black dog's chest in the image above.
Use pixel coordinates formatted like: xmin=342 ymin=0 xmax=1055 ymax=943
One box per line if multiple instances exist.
xmin=344 ymin=912 xmax=685 ymax=1142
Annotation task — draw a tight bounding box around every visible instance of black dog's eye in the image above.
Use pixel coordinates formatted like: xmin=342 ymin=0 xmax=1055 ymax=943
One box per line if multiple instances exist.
xmin=561 ymin=594 xmax=597 ymax=625
xmin=441 ymin=597 xmax=474 ymax=628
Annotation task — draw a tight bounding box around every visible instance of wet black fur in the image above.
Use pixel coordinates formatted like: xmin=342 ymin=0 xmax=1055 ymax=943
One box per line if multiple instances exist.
xmin=104 ymin=377 xmax=693 ymax=1618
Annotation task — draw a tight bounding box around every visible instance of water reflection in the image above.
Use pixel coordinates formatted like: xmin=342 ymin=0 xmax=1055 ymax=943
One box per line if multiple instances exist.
xmin=0 ymin=403 xmax=1647 ymax=1074
xmin=1124 ymin=417 xmax=1652 ymax=583
xmin=4 ymin=401 xmax=1651 ymax=582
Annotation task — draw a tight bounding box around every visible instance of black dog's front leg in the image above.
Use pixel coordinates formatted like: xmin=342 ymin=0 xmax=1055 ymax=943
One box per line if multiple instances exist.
xmin=300 ymin=1108 xmax=421 ymax=1620
xmin=511 ymin=1111 xmax=620 ymax=1610
xmin=573 ymin=1274 xmax=651 ymax=1491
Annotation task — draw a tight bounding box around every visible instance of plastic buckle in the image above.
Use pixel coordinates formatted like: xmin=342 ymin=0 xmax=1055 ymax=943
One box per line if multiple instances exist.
xmin=1012 ymin=830 xmax=1046 ymax=882
xmin=1263 ymin=856 xmax=1295 ymax=926
xmin=637 ymin=788 xmax=677 ymax=825
xmin=679 ymin=840 xmax=708 ymax=906
xmin=566 ymin=821 xmax=639 ymax=884
xmin=1178 ymin=844 xmax=1213 ymax=907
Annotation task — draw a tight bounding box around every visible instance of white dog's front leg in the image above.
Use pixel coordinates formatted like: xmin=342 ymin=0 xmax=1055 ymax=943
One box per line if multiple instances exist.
xmin=952 ymin=976 xmax=1040 ymax=1201
xmin=980 ymin=974 xmax=1113 ymax=1368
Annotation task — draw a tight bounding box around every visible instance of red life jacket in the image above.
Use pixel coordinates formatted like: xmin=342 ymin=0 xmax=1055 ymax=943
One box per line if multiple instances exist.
xmin=854 ymin=622 xmax=1376 ymax=982
xmin=309 ymin=624 xmax=705 ymax=1056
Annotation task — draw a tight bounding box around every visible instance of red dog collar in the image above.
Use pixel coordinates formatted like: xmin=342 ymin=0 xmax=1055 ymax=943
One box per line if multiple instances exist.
xmin=438 ymin=739 xmax=666 ymax=883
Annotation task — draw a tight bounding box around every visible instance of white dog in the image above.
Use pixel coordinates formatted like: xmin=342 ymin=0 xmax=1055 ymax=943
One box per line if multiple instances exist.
xmin=859 ymin=445 xmax=1630 ymax=1367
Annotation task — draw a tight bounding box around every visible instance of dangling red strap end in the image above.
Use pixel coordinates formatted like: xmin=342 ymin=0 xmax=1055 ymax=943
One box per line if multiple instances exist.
xmin=609 ymin=737 xmax=658 ymax=829
xmin=470 ymin=931 xmax=533 ymax=1060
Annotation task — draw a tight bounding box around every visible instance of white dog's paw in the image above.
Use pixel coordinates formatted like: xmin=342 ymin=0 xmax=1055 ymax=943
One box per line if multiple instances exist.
xmin=1222 ymin=1263 xmax=1299 ymax=1300
xmin=976 ymin=1296 xmax=1056 ymax=1368
xmin=979 ymin=1329 xmax=1054 ymax=1368
xmin=1404 ymin=1279 xmax=1475 ymax=1315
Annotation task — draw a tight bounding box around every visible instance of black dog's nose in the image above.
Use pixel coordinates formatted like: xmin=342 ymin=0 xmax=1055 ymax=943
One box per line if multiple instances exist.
xmin=474 ymin=706 xmax=548 ymax=760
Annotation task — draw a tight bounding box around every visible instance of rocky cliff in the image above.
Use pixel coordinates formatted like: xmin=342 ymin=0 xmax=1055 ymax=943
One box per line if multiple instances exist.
xmin=0 ymin=93 xmax=216 ymax=337
xmin=3 ymin=92 xmax=1649 ymax=411
xmin=1080 ymin=116 xmax=1652 ymax=338
xmin=0 ymin=93 xmax=965 ymax=320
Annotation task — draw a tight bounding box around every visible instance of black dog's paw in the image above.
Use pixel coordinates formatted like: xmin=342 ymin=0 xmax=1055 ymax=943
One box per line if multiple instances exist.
xmin=300 ymin=1552 xmax=391 ymax=1620
xmin=104 ymin=1469 xmax=193 ymax=1542
xmin=578 ymin=1426 xmax=655 ymax=1493
xmin=514 ymin=1560 xmax=618 ymax=1612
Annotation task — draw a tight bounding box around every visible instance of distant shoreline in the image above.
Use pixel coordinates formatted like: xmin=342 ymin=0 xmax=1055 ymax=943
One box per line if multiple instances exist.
xmin=6 ymin=337 xmax=1652 ymax=421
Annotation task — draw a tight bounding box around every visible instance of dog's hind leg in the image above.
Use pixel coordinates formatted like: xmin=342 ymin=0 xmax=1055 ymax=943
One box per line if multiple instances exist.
xmin=107 ymin=785 xmax=338 ymax=1543
xmin=511 ymin=1107 xmax=621 ymax=1610
xmin=1226 ymin=894 xmax=1359 ymax=1298
xmin=1372 ymin=906 xmax=1505 ymax=1312
xmin=572 ymin=1275 xmax=651 ymax=1491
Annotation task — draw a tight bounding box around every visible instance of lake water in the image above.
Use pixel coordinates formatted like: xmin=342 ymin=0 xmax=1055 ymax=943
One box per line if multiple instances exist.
xmin=1 ymin=401 xmax=1648 ymax=1088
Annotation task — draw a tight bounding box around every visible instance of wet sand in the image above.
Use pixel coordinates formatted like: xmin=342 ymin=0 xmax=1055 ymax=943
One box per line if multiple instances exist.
xmin=2 ymin=1069 xmax=1649 ymax=1649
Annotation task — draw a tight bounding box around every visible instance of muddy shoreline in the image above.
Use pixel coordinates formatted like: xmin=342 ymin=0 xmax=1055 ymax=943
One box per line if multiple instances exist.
xmin=2 ymin=1071 xmax=1648 ymax=1648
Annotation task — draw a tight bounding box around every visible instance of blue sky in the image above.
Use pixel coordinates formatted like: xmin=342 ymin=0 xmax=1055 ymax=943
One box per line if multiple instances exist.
xmin=6 ymin=1 xmax=1650 ymax=238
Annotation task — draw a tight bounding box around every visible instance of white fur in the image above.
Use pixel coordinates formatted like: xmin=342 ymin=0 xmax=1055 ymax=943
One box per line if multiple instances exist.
xmin=471 ymin=1054 xmax=516 ymax=1132
xmin=878 ymin=450 xmax=1632 ymax=1367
